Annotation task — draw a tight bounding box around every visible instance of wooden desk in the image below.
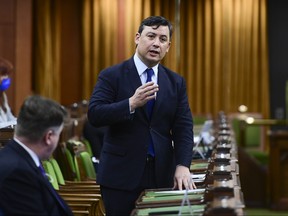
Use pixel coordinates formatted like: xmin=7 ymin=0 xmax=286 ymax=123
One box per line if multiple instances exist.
xmin=269 ymin=130 xmax=288 ymax=210
xmin=131 ymin=113 xmax=247 ymax=215
xmin=0 ymin=127 xmax=14 ymax=148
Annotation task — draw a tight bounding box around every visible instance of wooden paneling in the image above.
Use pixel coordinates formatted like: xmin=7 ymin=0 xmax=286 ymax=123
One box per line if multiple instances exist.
xmin=0 ymin=0 xmax=14 ymax=23
xmin=59 ymin=0 xmax=82 ymax=105
xmin=0 ymin=0 xmax=16 ymax=113
xmin=0 ymin=0 xmax=32 ymax=115
xmin=15 ymin=0 xmax=32 ymax=113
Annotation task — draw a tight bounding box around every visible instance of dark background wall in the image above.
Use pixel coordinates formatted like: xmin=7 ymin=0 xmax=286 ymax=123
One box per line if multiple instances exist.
xmin=267 ymin=0 xmax=288 ymax=120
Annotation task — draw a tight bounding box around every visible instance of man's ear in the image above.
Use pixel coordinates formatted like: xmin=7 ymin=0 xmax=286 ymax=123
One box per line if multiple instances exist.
xmin=135 ymin=32 xmax=140 ymax=45
xmin=43 ymin=130 xmax=53 ymax=145
xmin=166 ymin=41 xmax=171 ymax=53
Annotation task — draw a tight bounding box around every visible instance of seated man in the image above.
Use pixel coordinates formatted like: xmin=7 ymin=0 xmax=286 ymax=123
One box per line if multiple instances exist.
xmin=0 ymin=95 xmax=73 ymax=216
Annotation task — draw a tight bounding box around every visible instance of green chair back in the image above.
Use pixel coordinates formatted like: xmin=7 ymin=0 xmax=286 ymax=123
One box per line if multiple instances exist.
xmin=79 ymin=151 xmax=96 ymax=179
xmin=73 ymin=154 xmax=81 ymax=181
xmin=193 ymin=115 xmax=208 ymax=125
xmin=49 ymin=158 xmax=65 ymax=185
xmin=42 ymin=160 xmax=59 ymax=190
xmin=82 ymin=139 xmax=93 ymax=157
xmin=245 ymin=125 xmax=261 ymax=147
xmin=231 ymin=118 xmax=261 ymax=148
xmin=64 ymin=148 xmax=80 ymax=181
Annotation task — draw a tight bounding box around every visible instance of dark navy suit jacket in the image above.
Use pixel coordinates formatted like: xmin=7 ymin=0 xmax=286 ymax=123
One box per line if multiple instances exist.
xmin=88 ymin=57 xmax=194 ymax=190
xmin=0 ymin=140 xmax=73 ymax=216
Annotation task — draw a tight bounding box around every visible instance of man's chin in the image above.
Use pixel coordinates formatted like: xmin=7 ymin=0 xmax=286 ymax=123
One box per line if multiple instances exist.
xmin=146 ymin=57 xmax=160 ymax=65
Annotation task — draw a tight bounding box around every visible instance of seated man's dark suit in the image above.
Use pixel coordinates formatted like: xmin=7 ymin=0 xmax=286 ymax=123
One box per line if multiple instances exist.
xmin=0 ymin=140 xmax=73 ymax=216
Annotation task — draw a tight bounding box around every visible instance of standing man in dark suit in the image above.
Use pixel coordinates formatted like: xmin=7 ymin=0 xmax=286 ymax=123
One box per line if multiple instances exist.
xmin=0 ymin=95 xmax=73 ymax=216
xmin=88 ymin=16 xmax=196 ymax=215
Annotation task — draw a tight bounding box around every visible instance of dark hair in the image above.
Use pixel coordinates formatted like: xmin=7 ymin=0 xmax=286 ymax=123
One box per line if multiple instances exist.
xmin=138 ymin=16 xmax=173 ymax=39
xmin=0 ymin=57 xmax=13 ymax=76
xmin=15 ymin=95 xmax=67 ymax=142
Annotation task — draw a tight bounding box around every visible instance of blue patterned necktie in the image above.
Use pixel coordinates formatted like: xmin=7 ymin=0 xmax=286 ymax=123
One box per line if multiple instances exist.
xmin=145 ymin=68 xmax=155 ymax=156
xmin=146 ymin=68 xmax=155 ymax=117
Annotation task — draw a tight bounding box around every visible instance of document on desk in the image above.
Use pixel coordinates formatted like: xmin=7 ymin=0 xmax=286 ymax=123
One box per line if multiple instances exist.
xmin=192 ymin=173 xmax=206 ymax=179
xmin=154 ymin=188 xmax=205 ymax=195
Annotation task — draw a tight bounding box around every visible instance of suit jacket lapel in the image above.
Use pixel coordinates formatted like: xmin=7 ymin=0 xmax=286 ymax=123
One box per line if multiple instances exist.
xmin=126 ymin=58 xmax=149 ymax=118
xmin=126 ymin=58 xmax=142 ymax=91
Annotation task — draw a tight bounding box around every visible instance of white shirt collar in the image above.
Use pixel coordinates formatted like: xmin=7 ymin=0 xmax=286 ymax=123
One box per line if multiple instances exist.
xmin=133 ymin=54 xmax=159 ymax=76
xmin=13 ymin=137 xmax=40 ymax=167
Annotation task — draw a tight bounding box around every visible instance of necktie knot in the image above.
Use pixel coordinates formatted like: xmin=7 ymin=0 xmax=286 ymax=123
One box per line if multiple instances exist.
xmin=146 ymin=68 xmax=154 ymax=83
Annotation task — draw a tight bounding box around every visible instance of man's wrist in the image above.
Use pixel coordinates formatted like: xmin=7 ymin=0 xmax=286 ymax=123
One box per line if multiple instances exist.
xmin=129 ymin=98 xmax=135 ymax=113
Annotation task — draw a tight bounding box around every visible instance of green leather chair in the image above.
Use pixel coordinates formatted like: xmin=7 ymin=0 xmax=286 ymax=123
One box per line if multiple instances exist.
xmin=79 ymin=151 xmax=96 ymax=179
xmin=42 ymin=160 xmax=59 ymax=190
xmin=49 ymin=158 xmax=66 ymax=185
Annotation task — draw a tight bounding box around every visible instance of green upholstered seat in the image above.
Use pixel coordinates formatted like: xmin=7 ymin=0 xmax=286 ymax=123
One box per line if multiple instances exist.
xmin=245 ymin=149 xmax=269 ymax=166
xmin=230 ymin=113 xmax=269 ymax=167
xmin=49 ymin=158 xmax=66 ymax=185
xmin=79 ymin=151 xmax=96 ymax=179
xmin=231 ymin=118 xmax=262 ymax=148
xmin=65 ymin=148 xmax=81 ymax=181
xmin=42 ymin=160 xmax=59 ymax=190
xmin=82 ymin=139 xmax=93 ymax=157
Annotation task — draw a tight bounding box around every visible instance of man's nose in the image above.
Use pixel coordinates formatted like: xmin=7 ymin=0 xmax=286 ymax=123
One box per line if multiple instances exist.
xmin=153 ymin=38 xmax=161 ymax=46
